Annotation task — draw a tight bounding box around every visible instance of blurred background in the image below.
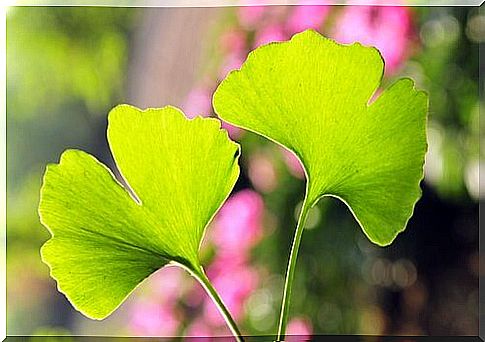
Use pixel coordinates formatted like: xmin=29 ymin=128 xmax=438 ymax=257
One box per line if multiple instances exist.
xmin=6 ymin=4 xmax=482 ymax=337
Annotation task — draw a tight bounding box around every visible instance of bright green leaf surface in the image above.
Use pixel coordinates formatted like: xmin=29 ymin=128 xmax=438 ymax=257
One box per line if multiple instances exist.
xmin=39 ymin=105 xmax=240 ymax=319
xmin=214 ymin=30 xmax=428 ymax=245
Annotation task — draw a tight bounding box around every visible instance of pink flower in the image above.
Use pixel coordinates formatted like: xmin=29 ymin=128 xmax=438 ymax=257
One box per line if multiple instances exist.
xmin=237 ymin=1 xmax=267 ymax=29
xmin=220 ymin=29 xmax=247 ymax=55
xmin=286 ymin=4 xmax=330 ymax=34
xmin=130 ymin=300 xmax=180 ymax=336
xmin=286 ymin=317 xmax=313 ymax=338
xmin=211 ymin=189 xmax=264 ymax=254
xmin=332 ymin=5 xmax=414 ymax=74
xmin=208 ymin=252 xmax=250 ymax=278
xmin=203 ymin=265 xmax=260 ymax=325
xmin=254 ymin=24 xmax=287 ymax=48
xmin=248 ymin=152 xmax=278 ymax=193
xmin=181 ymin=87 xmax=213 ymax=119
xmin=149 ymin=266 xmax=185 ymax=304
xmin=185 ymin=320 xmax=213 ymax=337
xmin=281 ymin=148 xmax=305 ymax=179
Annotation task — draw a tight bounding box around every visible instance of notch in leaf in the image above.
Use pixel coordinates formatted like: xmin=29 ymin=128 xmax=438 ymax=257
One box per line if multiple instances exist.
xmin=213 ymin=29 xmax=428 ymax=339
xmin=39 ymin=105 xmax=242 ymax=337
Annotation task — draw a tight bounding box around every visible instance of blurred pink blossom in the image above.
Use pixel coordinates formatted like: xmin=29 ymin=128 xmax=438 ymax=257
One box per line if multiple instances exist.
xmin=185 ymin=320 xmax=213 ymax=337
xmin=202 ymin=190 xmax=264 ymax=326
xmin=248 ymin=152 xmax=278 ymax=193
xmin=332 ymin=6 xmax=413 ymax=74
xmin=286 ymin=5 xmax=330 ymax=34
xmin=204 ymin=265 xmax=260 ymax=325
xmin=220 ymin=29 xmax=247 ymax=55
xmin=130 ymin=300 xmax=180 ymax=336
xmin=217 ymin=31 xmax=247 ymax=141
xmin=254 ymin=24 xmax=287 ymax=48
xmin=286 ymin=317 xmax=313 ymax=338
xmin=211 ymin=248 xmax=250 ymax=271
xmin=181 ymin=87 xmax=213 ymax=119
xmin=237 ymin=2 xmax=267 ymax=29
xmin=211 ymin=189 xmax=264 ymax=254
xmin=281 ymin=148 xmax=305 ymax=179
xmin=149 ymin=266 xmax=185 ymax=303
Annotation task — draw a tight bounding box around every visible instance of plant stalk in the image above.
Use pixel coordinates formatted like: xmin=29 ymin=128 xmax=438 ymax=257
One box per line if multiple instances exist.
xmin=180 ymin=263 xmax=244 ymax=341
xmin=276 ymin=195 xmax=312 ymax=341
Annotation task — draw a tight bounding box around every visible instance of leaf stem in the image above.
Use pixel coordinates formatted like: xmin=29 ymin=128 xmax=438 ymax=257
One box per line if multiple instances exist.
xmin=277 ymin=194 xmax=312 ymax=341
xmin=181 ymin=263 xmax=244 ymax=341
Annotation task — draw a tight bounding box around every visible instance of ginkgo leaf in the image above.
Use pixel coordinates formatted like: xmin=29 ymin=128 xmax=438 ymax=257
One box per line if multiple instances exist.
xmin=39 ymin=105 xmax=240 ymax=319
xmin=213 ymin=30 xmax=428 ymax=246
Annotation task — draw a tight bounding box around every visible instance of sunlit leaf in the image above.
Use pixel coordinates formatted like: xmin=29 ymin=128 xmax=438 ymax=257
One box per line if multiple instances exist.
xmin=214 ymin=30 xmax=428 ymax=245
xmin=39 ymin=105 xmax=240 ymax=319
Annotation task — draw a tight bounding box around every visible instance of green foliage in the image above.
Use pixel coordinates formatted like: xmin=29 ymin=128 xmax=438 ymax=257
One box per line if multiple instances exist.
xmin=39 ymin=105 xmax=240 ymax=319
xmin=7 ymin=7 xmax=135 ymax=119
xmin=37 ymin=29 xmax=428 ymax=338
xmin=412 ymin=9 xmax=480 ymax=200
xmin=214 ymin=30 xmax=428 ymax=246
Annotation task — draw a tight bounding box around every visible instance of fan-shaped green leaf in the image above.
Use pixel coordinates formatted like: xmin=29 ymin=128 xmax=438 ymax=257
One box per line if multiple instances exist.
xmin=39 ymin=105 xmax=240 ymax=319
xmin=213 ymin=30 xmax=428 ymax=245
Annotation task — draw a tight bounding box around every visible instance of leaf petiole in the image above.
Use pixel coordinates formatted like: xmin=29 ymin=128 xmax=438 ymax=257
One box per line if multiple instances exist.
xmin=276 ymin=193 xmax=312 ymax=341
xmin=177 ymin=262 xmax=244 ymax=342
